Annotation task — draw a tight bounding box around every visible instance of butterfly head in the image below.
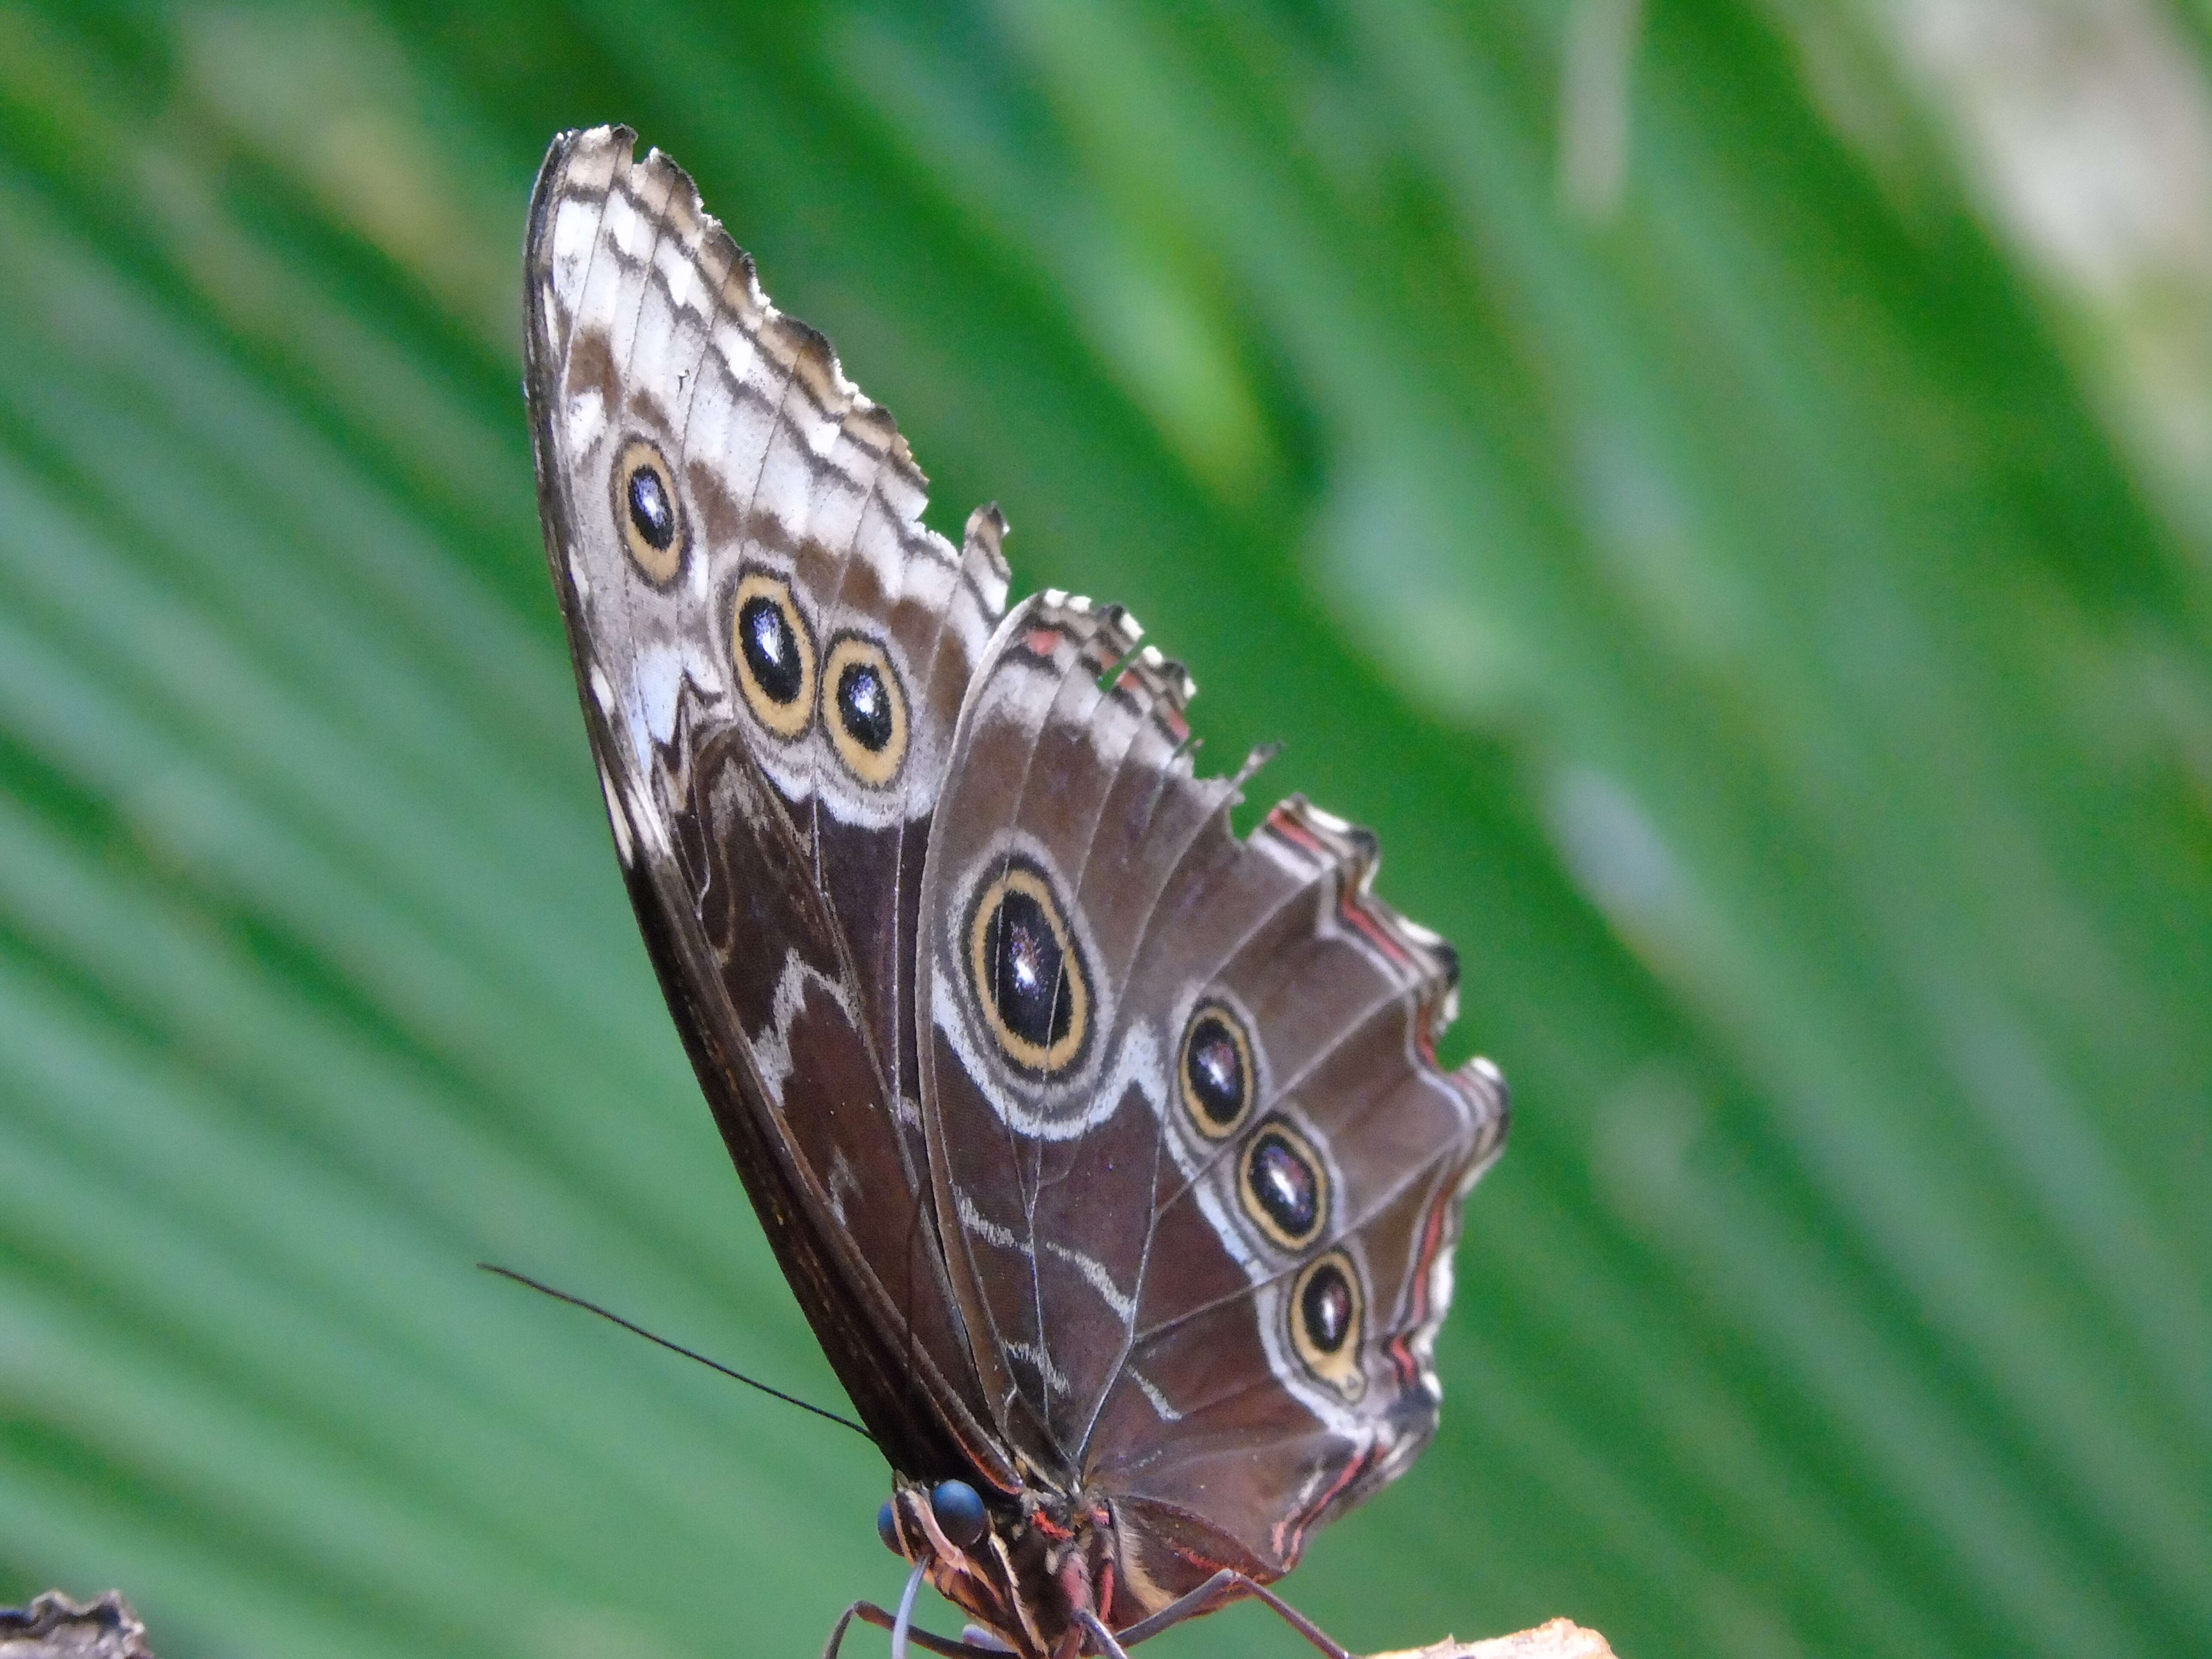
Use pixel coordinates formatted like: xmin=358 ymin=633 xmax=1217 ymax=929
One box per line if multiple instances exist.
xmin=877 ymin=1477 xmax=1128 ymax=1656
xmin=878 ymin=1479 xmax=990 ymax=1559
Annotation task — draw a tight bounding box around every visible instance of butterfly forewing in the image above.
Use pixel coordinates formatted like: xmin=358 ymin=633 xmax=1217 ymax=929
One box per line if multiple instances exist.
xmin=523 ymin=125 xmax=1008 ymax=1481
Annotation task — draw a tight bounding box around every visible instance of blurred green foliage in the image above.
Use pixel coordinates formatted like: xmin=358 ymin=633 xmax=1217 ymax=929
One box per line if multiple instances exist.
xmin=2 ymin=5 xmax=2208 ymax=1659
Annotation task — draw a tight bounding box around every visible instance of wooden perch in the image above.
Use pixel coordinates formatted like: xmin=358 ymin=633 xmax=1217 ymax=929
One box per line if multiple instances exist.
xmin=1370 ymin=1621 xmax=1617 ymax=1659
xmin=1 ymin=1589 xmax=1612 ymax=1659
xmin=0 ymin=1593 xmax=155 ymax=1659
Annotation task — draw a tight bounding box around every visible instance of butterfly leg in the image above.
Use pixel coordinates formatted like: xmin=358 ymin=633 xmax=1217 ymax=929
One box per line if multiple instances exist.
xmin=1097 ymin=1571 xmax=1353 ymax=1659
xmin=1073 ymin=1609 xmax=1131 ymax=1658
xmin=817 ymin=1598 xmax=1010 ymax=1659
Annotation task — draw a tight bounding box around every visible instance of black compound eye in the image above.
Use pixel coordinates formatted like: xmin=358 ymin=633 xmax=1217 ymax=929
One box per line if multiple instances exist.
xmin=1290 ymin=1250 xmax=1365 ymax=1399
xmin=877 ymin=1498 xmax=900 ymax=1556
xmin=930 ymin=1480 xmax=988 ymax=1549
xmin=729 ymin=571 xmax=814 ymax=738
xmin=1179 ymin=1005 xmax=1253 ymax=1137
xmin=824 ymin=635 xmax=908 ymax=785
xmin=612 ymin=438 xmax=684 ymax=584
xmin=1239 ymin=1120 xmax=1327 ymax=1249
xmin=966 ymin=861 xmax=1089 ymax=1075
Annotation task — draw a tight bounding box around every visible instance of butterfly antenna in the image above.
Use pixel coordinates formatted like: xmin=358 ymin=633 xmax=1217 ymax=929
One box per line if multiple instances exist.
xmin=478 ymin=1262 xmax=876 ymax=1444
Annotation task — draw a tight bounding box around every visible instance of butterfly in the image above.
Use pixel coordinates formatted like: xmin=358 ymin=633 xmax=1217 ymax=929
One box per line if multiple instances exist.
xmin=522 ymin=126 xmax=1508 ymax=1659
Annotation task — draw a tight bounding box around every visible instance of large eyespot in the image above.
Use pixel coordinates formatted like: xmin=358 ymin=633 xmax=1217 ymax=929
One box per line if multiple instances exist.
xmin=613 ymin=437 xmax=685 ymax=585
xmin=1179 ymin=1002 xmax=1255 ymax=1139
xmin=823 ymin=635 xmax=908 ymax=786
xmin=729 ymin=570 xmax=814 ymax=738
xmin=966 ymin=860 xmax=1089 ymax=1075
xmin=1239 ymin=1119 xmax=1328 ymax=1249
xmin=1290 ymin=1250 xmax=1365 ymax=1399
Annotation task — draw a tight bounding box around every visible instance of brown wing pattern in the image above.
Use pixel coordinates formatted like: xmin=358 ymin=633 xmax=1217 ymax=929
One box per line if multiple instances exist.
xmin=915 ymin=594 xmax=1508 ymax=1588
xmin=527 ymin=125 xmax=1510 ymax=1626
xmin=523 ymin=126 xmax=1009 ymax=1480
xmin=913 ymin=595 xmax=1232 ymax=1481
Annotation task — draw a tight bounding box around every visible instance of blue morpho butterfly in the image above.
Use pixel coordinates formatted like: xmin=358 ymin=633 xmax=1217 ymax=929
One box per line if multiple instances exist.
xmin=519 ymin=125 xmax=1507 ymax=1659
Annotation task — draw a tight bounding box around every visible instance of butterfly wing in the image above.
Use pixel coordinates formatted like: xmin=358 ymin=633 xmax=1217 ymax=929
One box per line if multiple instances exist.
xmin=523 ymin=125 xmax=1009 ymax=1481
xmin=914 ymin=593 xmax=1507 ymax=1602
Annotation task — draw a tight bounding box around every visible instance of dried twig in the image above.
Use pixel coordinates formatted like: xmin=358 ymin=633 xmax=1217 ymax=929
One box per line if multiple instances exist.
xmin=1 ymin=1588 xmax=1613 ymax=1659
xmin=1371 ymin=1618 xmax=1618 ymax=1659
xmin=0 ymin=1593 xmax=155 ymax=1659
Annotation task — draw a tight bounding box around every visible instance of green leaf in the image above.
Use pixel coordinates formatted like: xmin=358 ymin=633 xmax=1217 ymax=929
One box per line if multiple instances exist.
xmin=2 ymin=6 xmax=2206 ymax=1658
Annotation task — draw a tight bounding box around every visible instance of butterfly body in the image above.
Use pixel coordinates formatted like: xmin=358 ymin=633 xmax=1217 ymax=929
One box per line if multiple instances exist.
xmin=523 ymin=126 xmax=1507 ymax=1658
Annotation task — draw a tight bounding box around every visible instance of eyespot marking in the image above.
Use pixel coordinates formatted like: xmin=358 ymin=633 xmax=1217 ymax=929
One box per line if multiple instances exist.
xmin=729 ymin=570 xmax=814 ymax=738
xmin=966 ymin=860 xmax=1090 ymax=1076
xmin=1291 ymin=1251 xmax=1365 ymax=1399
xmin=613 ymin=437 xmax=685 ymax=585
xmin=824 ymin=634 xmax=908 ymax=786
xmin=1240 ymin=1119 xmax=1327 ymax=1249
xmin=1179 ymin=1002 xmax=1255 ymax=1139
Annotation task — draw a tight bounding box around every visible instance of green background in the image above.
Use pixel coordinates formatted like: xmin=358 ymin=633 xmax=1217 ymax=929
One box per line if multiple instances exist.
xmin=3 ymin=5 xmax=2208 ymax=1658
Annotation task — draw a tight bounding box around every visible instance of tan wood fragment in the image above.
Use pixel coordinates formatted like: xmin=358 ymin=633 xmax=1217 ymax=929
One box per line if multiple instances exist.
xmin=1370 ymin=1616 xmax=1618 ymax=1659
xmin=0 ymin=1592 xmax=155 ymax=1659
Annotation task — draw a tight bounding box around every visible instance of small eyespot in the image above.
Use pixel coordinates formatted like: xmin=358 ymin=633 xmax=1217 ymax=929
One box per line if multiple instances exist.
xmin=729 ymin=570 xmax=814 ymax=738
xmin=824 ymin=635 xmax=909 ymax=786
xmin=930 ymin=1480 xmax=988 ymax=1549
xmin=1239 ymin=1119 xmax=1328 ymax=1249
xmin=1291 ymin=1251 xmax=1365 ymax=1399
xmin=613 ymin=437 xmax=685 ymax=585
xmin=966 ymin=860 xmax=1089 ymax=1076
xmin=1179 ymin=1002 xmax=1255 ymax=1139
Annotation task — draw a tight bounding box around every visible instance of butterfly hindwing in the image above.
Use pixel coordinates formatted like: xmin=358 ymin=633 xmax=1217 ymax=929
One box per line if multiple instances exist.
xmin=916 ymin=593 xmax=1507 ymax=1602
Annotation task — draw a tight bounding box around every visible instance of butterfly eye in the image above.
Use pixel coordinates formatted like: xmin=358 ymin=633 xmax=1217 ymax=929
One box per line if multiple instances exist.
xmin=876 ymin=1498 xmax=901 ymax=1556
xmin=930 ymin=1480 xmax=988 ymax=1549
xmin=823 ymin=635 xmax=909 ymax=786
xmin=1179 ymin=1003 xmax=1255 ymax=1139
xmin=1239 ymin=1119 xmax=1328 ymax=1249
xmin=1290 ymin=1250 xmax=1366 ymax=1400
xmin=729 ymin=570 xmax=816 ymax=738
xmin=966 ymin=860 xmax=1090 ymax=1076
xmin=613 ymin=437 xmax=685 ymax=585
